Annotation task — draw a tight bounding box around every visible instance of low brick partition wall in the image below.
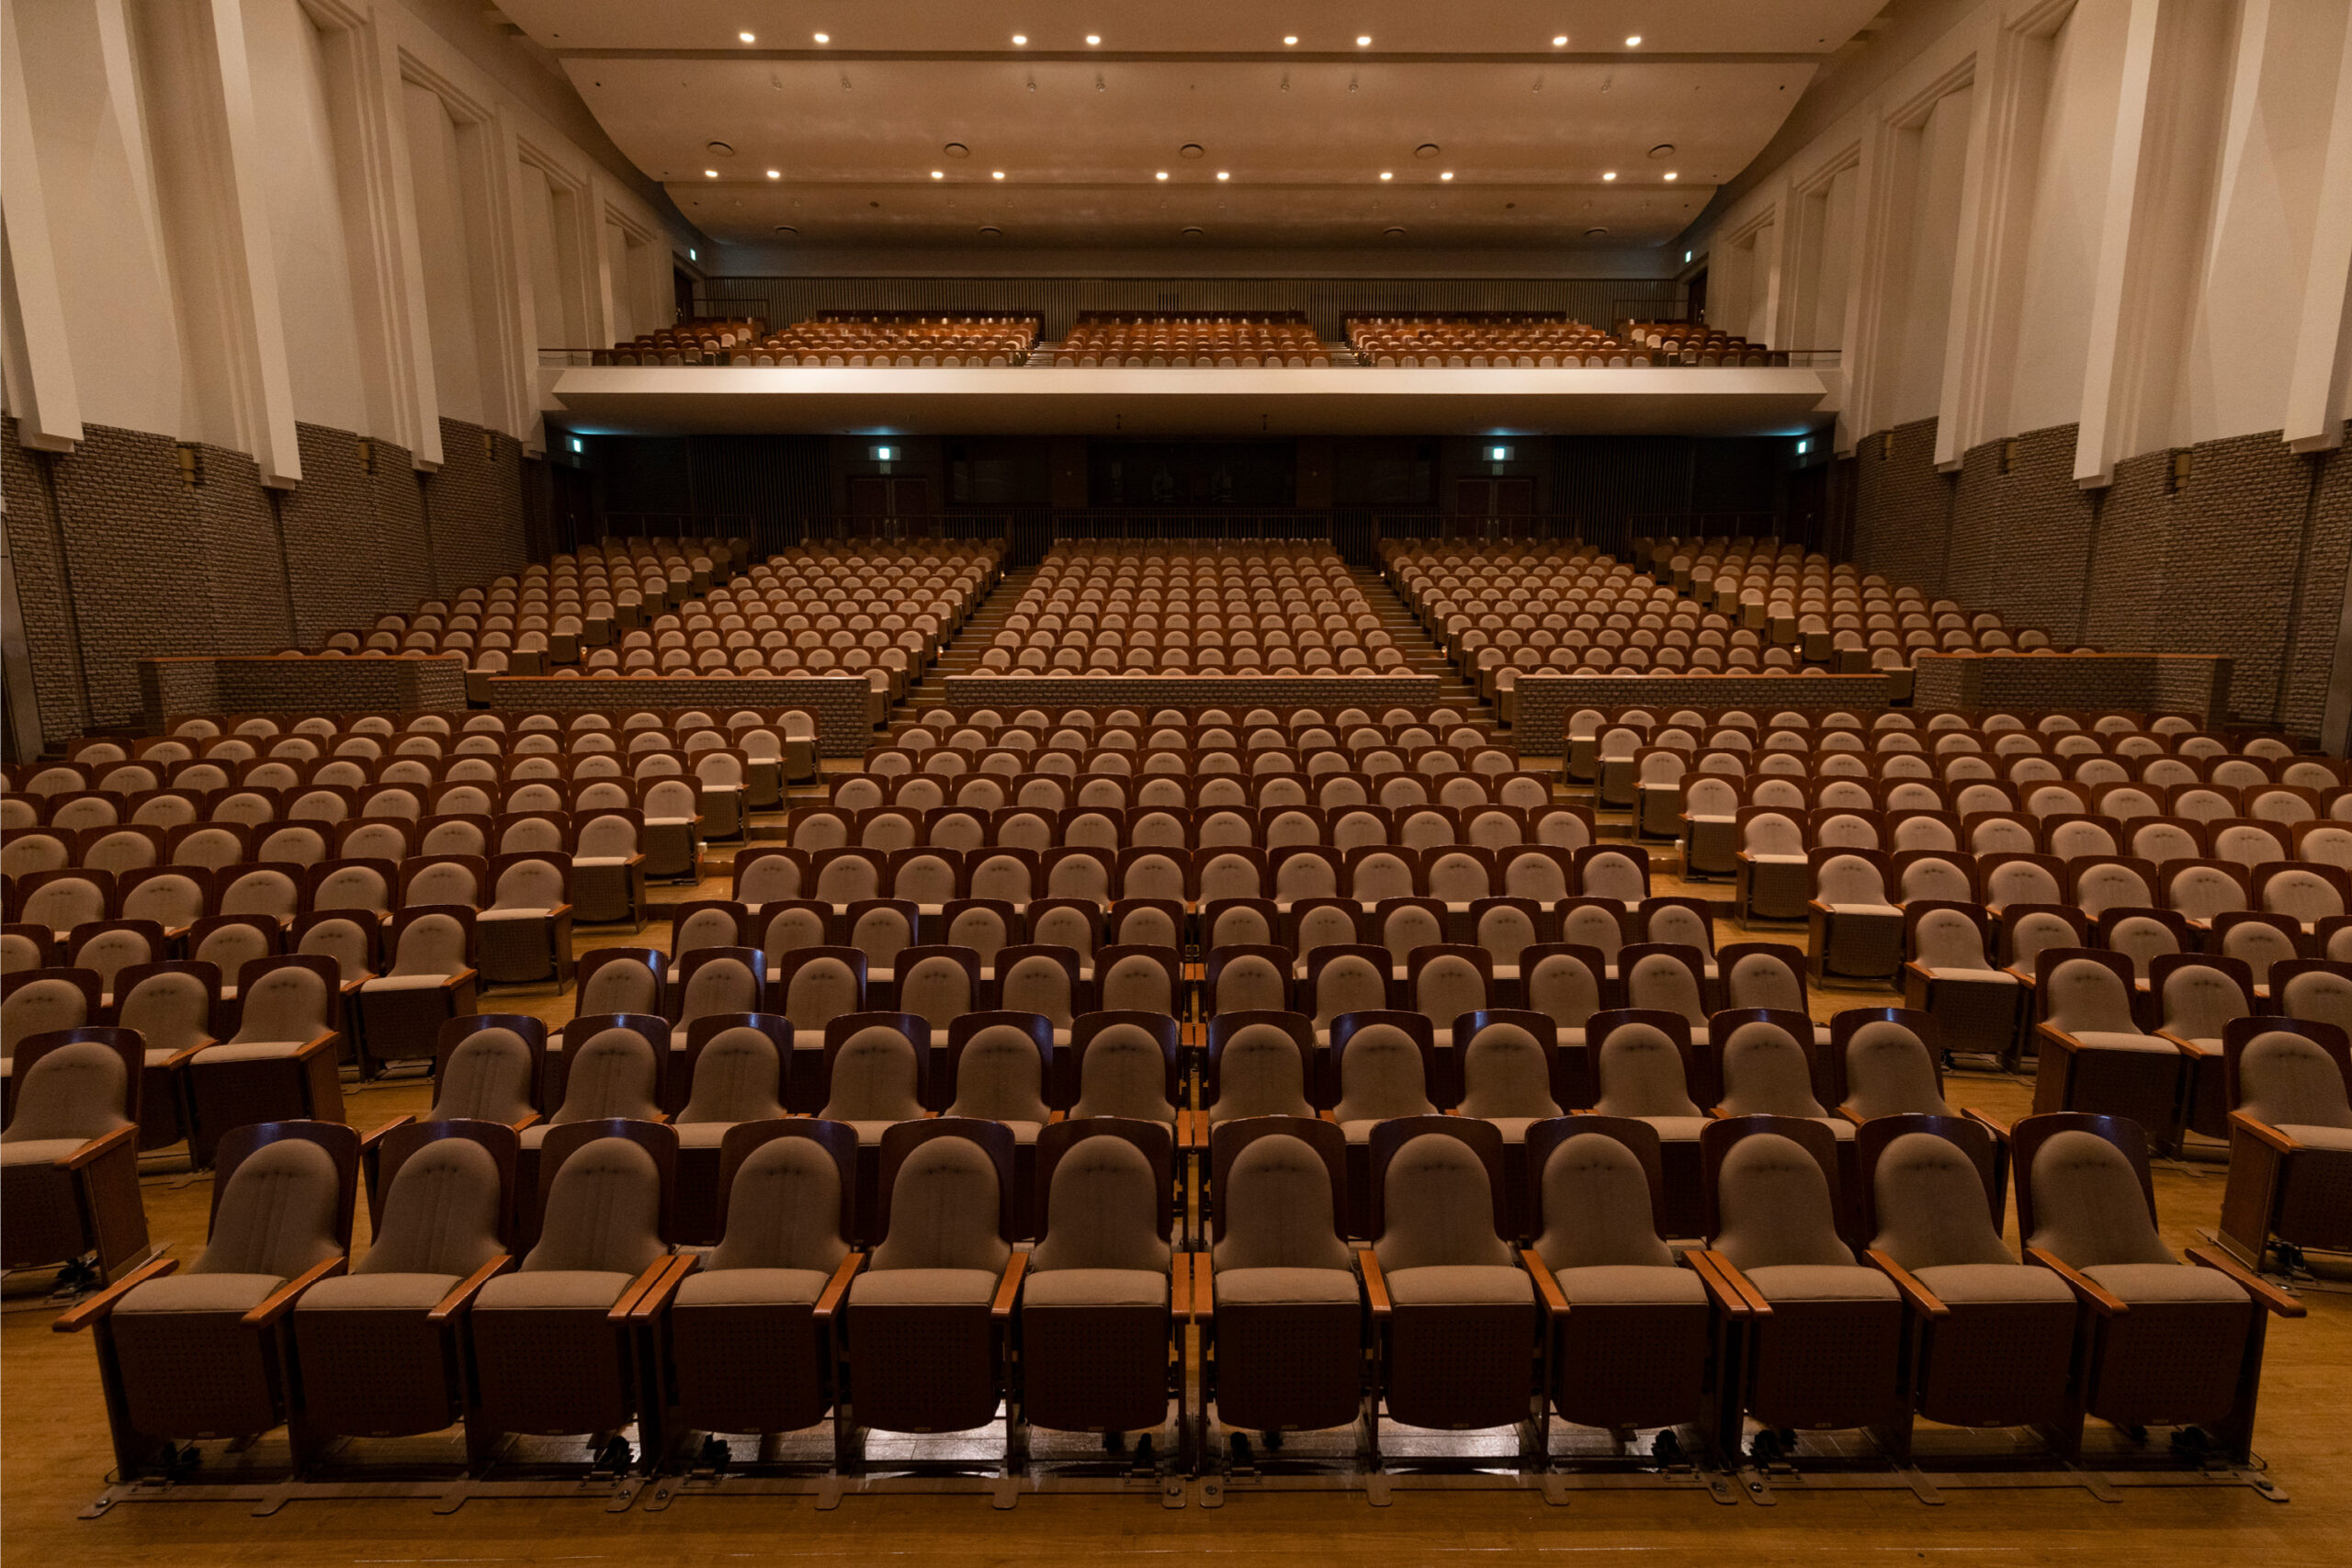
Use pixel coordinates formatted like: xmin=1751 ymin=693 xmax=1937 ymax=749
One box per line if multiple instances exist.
xmin=940 ymin=673 xmax=1443 ymax=711
xmin=1912 ymin=653 xmax=2234 ymax=731
xmin=1513 ymin=672 xmax=1895 ymax=753
xmin=140 ymin=654 xmax=467 ymax=726
xmin=489 ymin=673 xmax=874 ymax=755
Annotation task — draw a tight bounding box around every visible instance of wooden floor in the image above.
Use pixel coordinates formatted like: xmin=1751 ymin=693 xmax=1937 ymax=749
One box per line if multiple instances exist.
xmin=7 ymin=771 xmax=2351 ymax=1566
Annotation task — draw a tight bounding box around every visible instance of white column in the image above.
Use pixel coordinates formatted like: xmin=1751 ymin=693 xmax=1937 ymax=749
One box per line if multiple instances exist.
xmin=202 ymin=0 xmax=303 ymax=487
xmin=2284 ymin=5 xmax=2352 ymax=453
xmin=0 ymin=0 xmax=82 ymax=450
xmin=2070 ymin=0 xmax=2167 ymax=488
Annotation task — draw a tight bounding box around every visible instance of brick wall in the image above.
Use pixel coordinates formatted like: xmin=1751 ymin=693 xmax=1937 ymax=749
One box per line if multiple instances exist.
xmin=1515 ymin=672 xmax=1894 ymax=753
xmin=2 ymin=414 xmax=531 ymax=750
xmin=1853 ymin=417 xmax=2352 ymax=738
xmin=139 ymin=653 xmax=468 ymax=723
xmin=423 ymin=418 xmax=527 ymax=593
xmin=1912 ymin=653 xmax=2233 ymax=731
xmin=1850 ymin=417 xmax=1952 ymax=594
xmin=1945 ymin=423 xmax=2097 ymax=647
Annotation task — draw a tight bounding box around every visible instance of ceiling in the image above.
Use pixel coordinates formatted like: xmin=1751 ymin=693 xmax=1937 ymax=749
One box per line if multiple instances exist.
xmin=498 ymin=2 xmax=1887 ymax=254
xmin=550 ymin=364 xmax=1831 ymax=437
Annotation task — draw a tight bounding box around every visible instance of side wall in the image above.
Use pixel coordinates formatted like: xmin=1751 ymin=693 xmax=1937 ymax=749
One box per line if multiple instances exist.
xmin=3 ymin=412 xmax=526 ymax=739
xmin=1689 ymin=0 xmax=2352 ymax=743
xmin=1846 ymin=413 xmax=2351 ymax=735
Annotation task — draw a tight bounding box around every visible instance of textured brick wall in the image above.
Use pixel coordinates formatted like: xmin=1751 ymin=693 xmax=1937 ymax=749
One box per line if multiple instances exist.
xmin=277 ymin=423 xmax=384 ymax=645
xmin=3 ymin=415 xmax=530 ymax=750
xmin=1516 ymin=672 xmax=1894 ymax=753
xmin=1912 ymin=653 xmax=2232 ymax=731
xmin=491 ymin=674 xmax=872 ymax=755
xmin=423 ymin=419 xmax=527 ymax=595
xmin=140 ymin=653 xmax=467 ymax=723
xmin=2292 ymin=440 xmax=2352 ymax=737
xmin=1945 ymin=423 xmax=2097 ymax=647
xmin=188 ymin=443 xmax=294 ymax=653
xmin=3 ymin=419 xmax=83 ymax=742
xmin=1850 ymin=417 xmax=1952 ymax=594
xmin=1855 ymin=418 xmax=2352 ymax=738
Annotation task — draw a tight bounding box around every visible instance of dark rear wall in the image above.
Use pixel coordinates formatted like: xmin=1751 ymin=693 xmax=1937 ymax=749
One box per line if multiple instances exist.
xmin=562 ymin=432 xmax=1805 ymax=566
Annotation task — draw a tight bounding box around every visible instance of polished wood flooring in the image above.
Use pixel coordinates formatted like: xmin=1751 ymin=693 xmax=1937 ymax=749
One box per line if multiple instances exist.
xmin=7 ymin=770 xmax=2349 ymax=1566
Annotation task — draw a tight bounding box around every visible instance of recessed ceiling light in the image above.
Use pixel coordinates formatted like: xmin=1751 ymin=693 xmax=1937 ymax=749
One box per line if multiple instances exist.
xmin=1414 ymin=143 xmax=1441 ymax=159
xmin=1663 ymin=171 xmax=1679 ymax=181
xmin=1553 ymin=36 xmax=1567 ymax=47
xmin=931 ymin=170 xmax=944 ymax=178
xmin=1440 ymin=170 xmax=1453 ymax=180
xmin=1649 ymin=143 xmax=1677 ymax=158
xmin=703 ymin=169 xmax=718 ymax=178
xmin=944 ymin=142 xmax=969 ymax=158
xmin=813 ymin=32 xmax=830 ymax=44
xmin=1012 ymin=34 xmax=1027 ymax=45
xmin=773 ymin=224 xmax=797 ymax=235
xmin=1357 ymin=36 xmax=1372 ymax=46
xmin=765 ymin=169 xmax=780 ymax=178
xmin=738 ymin=31 xmax=755 ymax=43
xmin=1283 ymin=36 xmax=1298 ymax=46
xmin=1625 ymin=35 xmax=1641 ymax=46
xmin=1216 ymin=170 xmax=1229 ymax=180
xmin=1180 ymin=143 xmax=1204 ymax=158
xmin=992 ymin=170 xmax=1006 ymax=179
xmin=1379 ymin=171 xmax=1393 ymax=180
xmin=1584 ymin=226 xmax=1611 ymax=237
xmin=1382 ymin=226 xmax=1406 ymax=238
xmin=1182 ymin=225 xmax=1205 ymax=238
xmin=1601 ymin=171 xmax=1616 ymax=180
xmin=1156 ymin=171 xmax=1169 ymax=180
xmin=978 ymin=224 xmax=1002 ymax=237
xmin=1086 ymin=34 xmax=1101 ymax=45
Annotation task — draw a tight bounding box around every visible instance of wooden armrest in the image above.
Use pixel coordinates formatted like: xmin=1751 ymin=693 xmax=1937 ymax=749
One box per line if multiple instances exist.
xmin=1358 ymin=1249 xmax=1392 ymax=1318
xmin=1697 ymin=1251 xmax=1772 ymax=1318
xmin=289 ymin=1031 xmax=343 ymax=1064
xmin=814 ymin=1251 xmax=865 ymax=1321
xmin=447 ymin=967 xmax=481 ymax=990
xmin=608 ymin=1257 xmax=677 ymax=1322
xmin=427 ymin=1256 xmax=514 ymax=1324
xmin=1521 ymin=1249 xmax=1567 ymax=1316
xmin=990 ymin=1251 xmax=1029 ymax=1319
xmin=1192 ymin=1251 xmax=1214 ymax=1322
xmin=2227 ymin=1111 xmax=2301 ymax=1155
xmin=1170 ymin=1253 xmax=1190 ymax=1320
xmin=1178 ymin=1109 xmax=1204 ymax=1149
xmin=162 ymin=1042 xmax=214 ymax=1069
xmin=359 ymin=1114 xmax=415 ymax=1151
xmin=1681 ymin=1250 xmax=1750 ymax=1317
xmin=241 ymin=1256 xmax=348 ymax=1328
xmin=1836 ymin=1105 xmax=1867 ymax=1127
xmin=545 ymin=903 xmax=574 ymax=921
xmin=53 ymin=1257 xmax=177 ymax=1333
xmin=1865 ymin=1249 xmax=1951 ymax=1319
xmin=1046 ymin=1108 xmax=1067 ymax=1124
xmin=509 ymin=1111 xmax=542 ymax=1133
xmin=1961 ymin=1107 xmax=2010 ymax=1140
xmin=2188 ymin=1246 xmax=2306 ymax=1318
xmin=626 ymin=1254 xmax=698 ymax=1322
xmin=1317 ymin=1108 xmax=1338 ymax=1124
xmin=1805 ymin=900 xmax=1834 ymax=917
xmin=2025 ymin=1247 xmax=2128 ymax=1316
xmin=54 ymin=1123 xmax=139 ymax=1172
xmin=2034 ymin=1024 xmax=2086 ymax=1055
